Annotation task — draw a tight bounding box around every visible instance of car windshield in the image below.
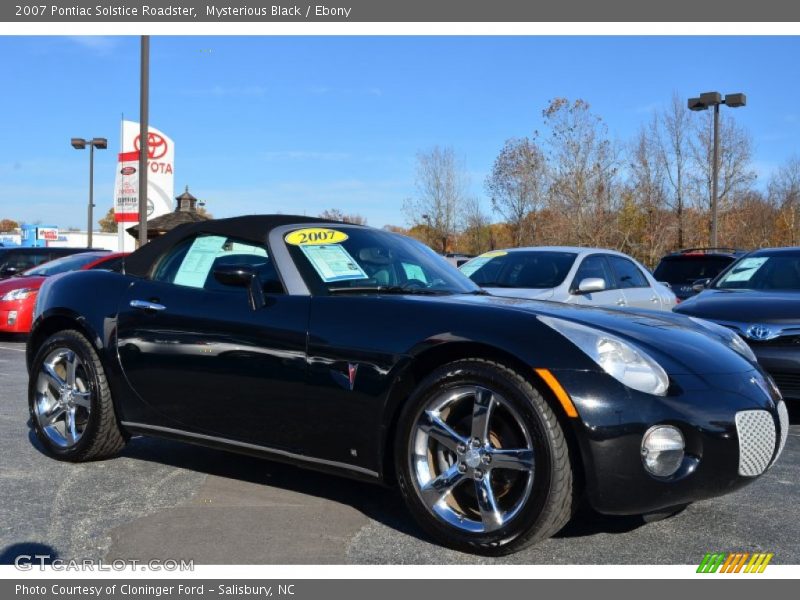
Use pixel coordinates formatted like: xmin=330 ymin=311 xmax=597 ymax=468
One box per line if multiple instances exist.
xmin=284 ymin=226 xmax=481 ymax=295
xmin=714 ymin=254 xmax=800 ymax=290
xmin=653 ymin=255 xmax=734 ymax=284
xmin=21 ymin=253 xmax=104 ymax=277
xmin=460 ymin=250 xmax=577 ymax=289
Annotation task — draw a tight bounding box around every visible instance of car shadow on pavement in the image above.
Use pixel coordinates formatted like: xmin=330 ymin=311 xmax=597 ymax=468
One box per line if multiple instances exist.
xmin=117 ymin=435 xmax=429 ymax=542
xmin=0 ymin=542 xmax=59 ymax=566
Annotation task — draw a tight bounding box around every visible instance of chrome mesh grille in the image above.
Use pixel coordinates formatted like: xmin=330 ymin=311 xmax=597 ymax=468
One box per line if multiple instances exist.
xmin=774 ymin=402 xmax=789 ymax=466
xmin=736 ymin=410 xmax=776 ymax=477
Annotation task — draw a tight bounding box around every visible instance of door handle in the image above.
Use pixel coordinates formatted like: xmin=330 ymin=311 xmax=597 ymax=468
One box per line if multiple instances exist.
xmin=616 ymin=298 xmax=626 ymax=306
xmin=650 ymin=296 xmax=659 ymax=303
xmin=130 ymin=299 xmax=166 ymax=312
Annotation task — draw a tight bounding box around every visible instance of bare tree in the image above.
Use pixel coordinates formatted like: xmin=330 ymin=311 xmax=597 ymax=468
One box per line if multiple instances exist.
xmin=318 ymin=208 xmax=368 ymax=225
xmin=460 ymin=197 xmax=493 ymax=254
xmin=626 ymin=123 xmax=671 ymax=264
xmin=689 ymin=110 xmax=756 ymax=243
xmin=403 ymin=146 xmax=467 ymax=253
xmin=656 ymin=93 xmax=691 ymax=248
xmin=768 ymin=156 xmax=800 ymax=245
xmin=542 ymin=98 xmax=618 ymax=246
xmin=485 ymin=137 xmax=548 ymax=246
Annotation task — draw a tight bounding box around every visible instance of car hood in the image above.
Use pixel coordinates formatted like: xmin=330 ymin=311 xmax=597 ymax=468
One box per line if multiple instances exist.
xmin=675 ymin=289 xmax=800 ymax=324
xmin=421 ymin=292 xmax=755 ymax=376
xmin=0 ymin=275 xmax=45 ymax=295
xmin=483 ymin=287 xmax=555 ymax=300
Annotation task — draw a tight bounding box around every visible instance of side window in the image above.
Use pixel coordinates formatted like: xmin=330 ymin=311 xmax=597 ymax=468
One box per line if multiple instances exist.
xmin=90 ymin=257 xmax=124 ymax=272
xmin=608 ymin=256 xmax=650 ymax=289
xmin=153 ymin=235 xmax=284 ymax=294
xmin=572 ymin=255 xmax=614 ymax=291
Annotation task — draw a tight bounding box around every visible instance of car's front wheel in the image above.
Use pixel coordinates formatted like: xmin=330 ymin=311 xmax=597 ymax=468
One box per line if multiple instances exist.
xmin=29 ymin=329 xmax=127 ymax=461
xmin=396 ymin=359 xmax=577 ymax=555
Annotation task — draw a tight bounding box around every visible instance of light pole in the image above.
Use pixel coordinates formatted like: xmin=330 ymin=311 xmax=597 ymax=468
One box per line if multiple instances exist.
xmin=138 ymin=35 xmax=150 ymax=247
xmin=71 ymin=137 xmax=107 ymax=248
xmin=688 ymin=91 xmax=746 ymax=247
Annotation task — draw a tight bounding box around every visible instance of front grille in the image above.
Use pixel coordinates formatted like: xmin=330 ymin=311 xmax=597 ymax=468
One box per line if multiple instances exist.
xmin=736 ymin=410 xmax=776 ymax=477
xmin=774 ymin=401 xmax=790 ymax=466
xmin=750 ymin=335 xmax=800 ymax=347
xmin=769 ymin=372 xmax=800 ymax=399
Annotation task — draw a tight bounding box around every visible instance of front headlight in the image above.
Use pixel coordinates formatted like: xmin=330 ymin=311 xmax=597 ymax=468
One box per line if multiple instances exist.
xmin=1 ymin=288 xmax=35 ymax=301
xmin=688 ymin=317 xmax=757 ymax=363
xmin=539 ymin=316 xmax=669 ymax=396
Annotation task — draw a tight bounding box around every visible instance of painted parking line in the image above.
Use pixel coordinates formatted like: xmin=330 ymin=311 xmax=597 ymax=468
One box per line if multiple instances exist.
xmin=0 ymin=345 xmax=25 ymax=352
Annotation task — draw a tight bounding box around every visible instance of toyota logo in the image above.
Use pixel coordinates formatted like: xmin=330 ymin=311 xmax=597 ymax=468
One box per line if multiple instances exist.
xmin=746 ymin=325 xmax=776 ymax=341
xmin=134 ymin=132 xmax=168 ymax=160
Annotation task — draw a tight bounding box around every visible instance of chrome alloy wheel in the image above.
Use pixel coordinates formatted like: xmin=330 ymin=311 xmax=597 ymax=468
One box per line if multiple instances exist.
xmin=33 ymin=348 xmax=92 ymax=448
xmin=410 ymin=386 xmax=535 ymax=533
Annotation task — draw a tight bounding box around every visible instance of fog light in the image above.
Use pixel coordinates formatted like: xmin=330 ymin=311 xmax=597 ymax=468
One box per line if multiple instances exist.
xmin=7 ymin=311 xmax=17 ymax=325
xmin=641 ymin=425 xmax=685 ymax=477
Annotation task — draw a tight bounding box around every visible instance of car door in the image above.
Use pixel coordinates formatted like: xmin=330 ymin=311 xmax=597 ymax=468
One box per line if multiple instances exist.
xmin=607 ymin=255 xmax=661 ymax=310
xmin=567 ymin=254 xmax=627 ymax=307
xmin=115 ymin=233 xmax=310 ymax=451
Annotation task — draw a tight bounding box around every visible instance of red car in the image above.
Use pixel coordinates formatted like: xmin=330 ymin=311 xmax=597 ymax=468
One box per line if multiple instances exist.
xmin=0 ymin=251 xmax=126 ymax=334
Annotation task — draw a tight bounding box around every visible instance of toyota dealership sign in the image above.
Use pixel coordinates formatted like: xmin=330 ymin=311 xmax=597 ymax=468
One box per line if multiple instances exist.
xmin=114 ymin=120 xmax=175 ymax=223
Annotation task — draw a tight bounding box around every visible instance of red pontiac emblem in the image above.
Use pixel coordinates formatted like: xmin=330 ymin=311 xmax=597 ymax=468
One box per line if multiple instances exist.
xmin=120 ymin=166 xmax=136 ymax=175
xmin=134 ymin=132 xmax=168 ymax=159
xmin=348 ymin=363 xmax=359 ymax=391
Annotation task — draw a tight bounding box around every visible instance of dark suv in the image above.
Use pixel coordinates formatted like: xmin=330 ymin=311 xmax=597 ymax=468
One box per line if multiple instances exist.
xmin=0 ymin=247 xmax=107 ymax=279
xmin=653 ymin=248 xmax=747 ymax=302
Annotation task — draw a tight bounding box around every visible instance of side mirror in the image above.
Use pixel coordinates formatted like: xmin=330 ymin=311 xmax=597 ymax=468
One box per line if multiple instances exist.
xmin=213 ymin=265 xmax=265 ymax=310
xmin=1 ymin=267 xmax=19 ymax=277
xmin=213 ymin=265 xmax=255 ymax=287
xmin=692 ymin=278 xmax=711 ymax=293
xmin=577 ymin=277 xmax=606 ymax=294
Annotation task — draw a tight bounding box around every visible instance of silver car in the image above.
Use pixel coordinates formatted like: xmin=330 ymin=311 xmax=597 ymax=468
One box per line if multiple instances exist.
xmin=460 ymin=246 xmax=677 ymax=310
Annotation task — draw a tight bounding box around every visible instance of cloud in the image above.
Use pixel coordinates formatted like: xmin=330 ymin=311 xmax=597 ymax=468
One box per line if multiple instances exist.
xmin=65 ymin=36 xmax=117 ymax=55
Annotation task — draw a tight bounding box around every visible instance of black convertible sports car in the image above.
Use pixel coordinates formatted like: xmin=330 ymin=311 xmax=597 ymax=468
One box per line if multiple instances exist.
xmin=675 ymin=247 xmax=800 ymax=401
xmin=27 ymin=216 xmax=789 ymax=555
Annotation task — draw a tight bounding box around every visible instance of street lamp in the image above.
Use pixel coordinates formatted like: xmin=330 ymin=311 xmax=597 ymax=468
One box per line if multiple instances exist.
xmin=71 ymin=137 xmax=107 ymax=248
xmin=687 ymin=91 xmax=746 ymax=247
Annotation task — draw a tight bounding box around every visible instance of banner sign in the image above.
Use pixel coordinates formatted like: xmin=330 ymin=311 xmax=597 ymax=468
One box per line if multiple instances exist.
xmin=114 ymin=120 xmax=175 ymax=223
xmin=35 ymin=226 xmax=59 ymax=241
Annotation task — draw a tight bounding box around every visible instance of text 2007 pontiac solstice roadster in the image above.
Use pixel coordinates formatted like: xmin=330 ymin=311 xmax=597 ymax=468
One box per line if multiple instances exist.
xmin=27 ymin=215 xmax=789 ymax=554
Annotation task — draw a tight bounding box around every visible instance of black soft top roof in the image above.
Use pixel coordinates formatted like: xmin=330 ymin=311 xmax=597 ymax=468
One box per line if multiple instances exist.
xmin=124 ymin=214 xmax=343 ymax=278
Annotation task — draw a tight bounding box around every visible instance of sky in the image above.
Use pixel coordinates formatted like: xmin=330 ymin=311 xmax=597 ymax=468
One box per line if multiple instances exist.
xmin=0 ymin=35 xmax=799 ymax=230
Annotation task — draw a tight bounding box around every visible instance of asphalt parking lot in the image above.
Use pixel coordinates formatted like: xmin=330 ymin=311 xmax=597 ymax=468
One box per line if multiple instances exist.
xmin=1 ymin=337 xmax=799 ymax=565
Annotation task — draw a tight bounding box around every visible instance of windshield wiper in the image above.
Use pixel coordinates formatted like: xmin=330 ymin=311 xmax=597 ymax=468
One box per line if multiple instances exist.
xmin=328 ymin=285 xmax=450 ymax=296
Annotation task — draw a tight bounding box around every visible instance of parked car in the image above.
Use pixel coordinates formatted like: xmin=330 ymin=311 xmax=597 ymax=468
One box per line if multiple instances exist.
xmin=0 ymin=246 xmax=107 ymax=280
xmin=675 ymin=247 xmax=800 ymax=401
xmin=653 ymin=248 xmax=745 ymax=301
xmin=0 ymin=252 xmax=125 ymax=334
xmin=27 ymin=216 xmax=787 ymax=555
xmin=443 ymin=253 xmax=475 ymax=268
xmin=460 ymin=247 xmax=676 ymax=311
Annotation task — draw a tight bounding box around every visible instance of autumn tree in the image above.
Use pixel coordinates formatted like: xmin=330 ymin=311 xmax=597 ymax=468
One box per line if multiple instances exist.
xmin=542 ymin=98 xmax=618 ymax=246
xmin=318 ymin=208 xmax=367 ymax=224
xmin=689 ymin=109 xmax=756 ymax=244
xmin=768 ymin=156 xmax=800 ymax=245
xmin=98 ymin=207 xmax=117 ymax=233
xmin=459 ymin=197 xmax=493 ymax=255
xmin=485 ymin=137 xmax=548 ymax=246
xmin=0 ymin=218 xmax=19 ymax=232
xmin=403 ymin=146 xmax=467 ymax=253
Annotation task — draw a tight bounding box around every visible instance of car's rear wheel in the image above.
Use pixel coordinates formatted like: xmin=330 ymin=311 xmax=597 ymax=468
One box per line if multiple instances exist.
xmin=29 ymin=329 xmax=126 ymax=461
xmin=396 ymin=359 xmax=576 ymax=555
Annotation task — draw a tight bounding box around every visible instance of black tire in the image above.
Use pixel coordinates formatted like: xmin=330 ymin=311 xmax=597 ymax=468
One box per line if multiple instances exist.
xmin=28 ymin=329 xmax=126 ymax=461
xmin=395 ymin=359 xmax=577 ymax=555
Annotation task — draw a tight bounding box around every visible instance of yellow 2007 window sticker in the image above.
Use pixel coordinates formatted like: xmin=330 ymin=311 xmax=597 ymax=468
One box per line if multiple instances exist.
xmin=284 ymin=228 xmax=349 ymax=246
